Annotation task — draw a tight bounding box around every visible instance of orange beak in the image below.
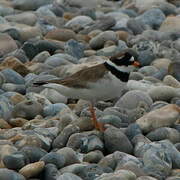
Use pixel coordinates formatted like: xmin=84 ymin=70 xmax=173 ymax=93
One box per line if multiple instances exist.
xmin=133 ymin=61 xmax=140 ymax=67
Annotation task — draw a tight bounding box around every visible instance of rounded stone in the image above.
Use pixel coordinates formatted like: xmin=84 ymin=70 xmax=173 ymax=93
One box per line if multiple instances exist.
xmin=57 ymin=172 xmax=83 ymax=180
xmin=19 ymin=161 xmax=45 ymax=179
xmin=12 ymin=100 xmax=43 ymax=120
xmin=146 ymin=127 xmax=180 ymax=144
xmin=83 ymin=150 xmax=104 ymax=163
xmin=136 ymin=104 xmax=180 ymax=133
xmin=2 ymin=83 xmax=26 ymax=94
xmin=31 ymin=51 xmax=50 ymax=63
xmin=168 ymin=61 xmax=180 ymax=81
xmin=163 ymin=75 xmax=180 ymax=88
xmin=40 ymin=152 xmax=65 ymax=169
xmin=104 ymin=126 xmax=133 ymax=154
xmin=0 ymin=168 xmax=25 ymax=180
xmin=115 ymin=90 xmax=153 ymax=110
xmin=90 ymin=31 xmax=118 ymax=49
xmin=57 ymin=147 xmax=80 ymax=166
xmin=1 ymin=68 xmax=25 ymax=85
xmin=45 ymin=28 xmax=76 ymax=42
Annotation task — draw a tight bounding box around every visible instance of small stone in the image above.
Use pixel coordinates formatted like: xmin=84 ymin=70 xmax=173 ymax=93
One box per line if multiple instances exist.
xmin=163 ymin=75 xmax=180 ymax=88
xmin=90 ymin=31 xmax=118 ymax=49
xmin=2 ymin=83 xmax=26 ymax=94
xmin=40 ymin=163 xmax=59 ymax=180
xmin=45 ymin=28 xmax=76 ymax=42
xmin=57 ymin=172 xmax=83 ymax=180
xmin=136 ymin=8 xmax=165 ymax=29
xmin=136 ymin=104 xmax=180 ymax=133
xmin=0 ymin=33 xmax=18 ymax=57
xmin=57 ymin=147 xmax=80 ymax=166
xmin=138 ymin=66 xmax=158 ymax=76
xmin=0 ymin=57 xmax=30 ymax=76
xmin=1 ymin=68 xmax=25 ymax=84
xmin=115 ymin=90 xmax=153 ymax=110
xmin=19 ymin=161 xmax=45 ymax=178
xmin=104 ymin=126 xmax=133 ymax=154
xmin=40 ymin=152 xmax=65 ymax=169
xmin=148 ymin=86 xmax=178 ymax=101
xmin=168 ymin=61 xmax=180 ymax=81
xmin=5 ymin=12 xmax=37 ymax=26
xmin=146 ymin=127 xmax=180 ymax=144
xmin=65 ymin=39 xmax=85 ymax=59
xmin=0 ymin=119 xmax=12 ymax=129
xmin=12 ymin=100 xmax=43 ymax=120
xmin=152 ymin=58 xmax=171 ymax=70
xmin=83 ymin=150 xmax=104 ymax=163
xmin=9 ymin=118 xmax=28 ymax=127
xmin=136 ymin=176 xmax=158 ymax=180
xmin=0 ymin=168 xmax=25 ymax=180
xmin=52 ymin=124 xmax=80 ymax=149
xmin=31 ymin=51 xmax=50 ymax=63
xmin=160 ymin=16 xmax=180 ymax=33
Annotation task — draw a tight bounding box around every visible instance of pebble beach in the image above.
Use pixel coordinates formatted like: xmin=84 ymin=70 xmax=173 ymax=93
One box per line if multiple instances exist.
xmin=0 ymin=0 xmax=180 ymax=179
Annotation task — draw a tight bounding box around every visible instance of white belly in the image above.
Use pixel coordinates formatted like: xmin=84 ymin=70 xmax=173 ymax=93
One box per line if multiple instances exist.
xmin=43 ymin=72 xmax=126 ymax=102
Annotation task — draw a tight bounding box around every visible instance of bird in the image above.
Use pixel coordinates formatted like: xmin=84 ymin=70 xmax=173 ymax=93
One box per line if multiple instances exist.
xmin=34 ymin=49 xmax=140 ymax=131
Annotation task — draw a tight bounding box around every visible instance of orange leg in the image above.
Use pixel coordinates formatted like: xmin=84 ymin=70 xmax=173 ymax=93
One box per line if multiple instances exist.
xmin=89 ymin=103 xmax=105 ymax=132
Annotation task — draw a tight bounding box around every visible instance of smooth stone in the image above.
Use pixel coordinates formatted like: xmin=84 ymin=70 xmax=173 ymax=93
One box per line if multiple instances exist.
xmin=12 ymin=0 xmax=53 ymax=10
xmin=90 ymin=31 xmax=118 ymax=49
xmin=57 ymin=147 xmax=80 ymax=166
xmin=65 ymin=39 xmax=85 ymax=59
xmin=67 ymin=133 xmax=104 ymax=153
xmin=9 ymin=118 xmax=28 ymax=127
xmin=25 ymin=92 xmax=51 ymax=107
xmin=57 ymin=172 xmax=82 ymax=180
xmin=0 ymin=5 xmax=14 ymax=16
xmin=1 ymin=56 xmax=30 ymax=76
xmin=0 ymin=33 xmax=18 ymax=57
xmin=0 ymin=118 xmax=12 ymax=129
xmin=40 ymin=88 xmax=67 ymax=104
xmin=36 ymin=6 xmax=56 ymax=17
xmin=0 ymin=72 xmax=6 ymax=86
xmin=148 ymin=86 xmax=179 ymax=101
xmin=129 ymin=72 xmax=144 ymax=81
xmin=160 ymin=16 xmax=180 ymax=33
xmin=45 ymin=53 xmax=77 ymax=67
xmin=168 ymin=62 xmax=180 ymax=81
xmin=135 ymin=0 xmax=166 ymax=12
xmin=98 ymin=115 xmax=122 ymax=128
xmin=31 ymin=51 xmax=50 ymax=63
xmin=9 ymin=92 xmax=26 ymax=105
xmin=40 ymin=163 xmax=59 ymax=180
xmin=136 ymin=8 xmax=165 ymax=29
xmin=104 ymin=126 xmax=133 ymax=154
xmin=136 ymin=104 xmax=180 ymax=133
xmin=43 ymin=103 xmax=68 ymax=117
xmin=3 ymin=152 xmax=26 ymax=170
xmin=166 ymin=177 xmax=180 ymax=180
xmin=5 ymin=12 xmax=37 ymax=26
xmin=125 ymin=123 xmax=142 ymax=140
xmin=17 ymin=26 xmax=42 ymax=43
xmin=65 ymin=15 xmax=93 ymax=29
xmin=0 ymin=168 xmax=25 ymax=180
xmin=143 ymin=148 xmax=172 ymax=179
xmin=146 ymin=127 xmax=180 ymax=144
xmin=40 ymin=152 xmax=65 ymax=169
xmin=45 ymin=28 xmax=76 ymax=42
xmin=19 ymin=161 xmax=45 ymax=178
xmin=83 ymin=150 xmax=104 ymax=163
xmin=52 ymin=124 xmax=80 ymax=149
xmin=137 ymin=176 xmax=158 ymax=180
xmin=72 ymin=117 xmax=94 ymax=131
xmin=138 ymin=66 xmax=158 ymax=76
xmin=12 ymin=100 xmax=43 ymax=120
xmin=20 ymin=146 xmax=47 ymax=163
xmin=1 ymin=68 xmax=25 ymax=84
xmin=127 ymin=80 xmax=155 ymax=91
xmin=115 ymin=90 xmax=153 ymax=110
xmin=80 ymin=16 xmax=116 ymax=34
xmin=0 ymin=98 xmax=13 ymax=120
xmin=2 ymin=83 xmax=26 ymax=94
xmin=163 ymin=75 xmax=180 ymax=88
xmin=152 ymin=58 xmax=171 ymax=70
xmin=96 ymin=169 xmax=136 ymax=180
